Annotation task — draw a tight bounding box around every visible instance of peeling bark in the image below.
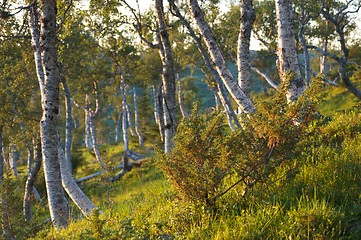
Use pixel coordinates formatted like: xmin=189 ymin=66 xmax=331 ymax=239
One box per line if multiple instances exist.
xmin=39 ymin=0 xmax=69 ymax=229
xmin=275 ymin=0 xmax=305 ymax=101
xmin=156 ymin=0 xmax=177 ymax=153
xmin=238 ymin=0 xmax=256 ymax=97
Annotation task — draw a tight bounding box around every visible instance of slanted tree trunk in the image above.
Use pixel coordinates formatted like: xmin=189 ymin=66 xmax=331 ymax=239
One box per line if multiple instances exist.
xmin=39 ymin=0 xmax=69 ymax=229
xmin=251 ymin=67 xmax=279 ymax=89
xmin=133 ymin=87 xmax=144 ymax=147
xmin=57 ymin=139 xmax=97 ymax=217
xmin=275 ymin=0 xmax=305 ymax=102
xmin=23 ymin=139 xmax=42 ymax=221
xmin=169 ymin=1 xmax=241 ymax=128
xmin=153 ymin=81 xmax=164 ymax=141
xmin=84 ymin=95 xmax=92 ymax=149
xmin=177 ymin=75 xmax=188 ymax=118
xmin=187 ymin=0 xmax=255 ymax=113
xmin=237 ymin=0 xmax=256 ymax=97
xmin=9 ymin=145 xmax=18 ymax=177
xmin=156 ymin=0 xmax=177 ymax=153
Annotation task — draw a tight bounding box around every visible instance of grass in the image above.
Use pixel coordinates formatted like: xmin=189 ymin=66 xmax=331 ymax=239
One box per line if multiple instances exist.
xmin=5 ymin=79 xmax=361 ymax=239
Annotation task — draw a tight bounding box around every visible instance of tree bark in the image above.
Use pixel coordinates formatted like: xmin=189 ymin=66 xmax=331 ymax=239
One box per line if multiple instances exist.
xmin=115 ymin=110 xmax=122 ymax=142
xmin=251 ymin=67 xmax=279 ymax=89
xmin=298 ymin=10 xmax=311 ymax=86
xmin=126 ymin=103 xmax=136 ymax=137
xmin=275 ymin=0 xmax=305 ymax=102
xmin=84 ymin=95 xmax=92 ymax=149
xmin=177 ymin=75 xmax=188 ymax=118
xmin=39 ymin=0 xmax=69 ymax=229
xmin=120 ymin=69 xmax=129 ymax=153
xmin=9 ymin=145 xmax=18 ymax=177
xmin=89 ymin=113 xmax=107 ymax=169
xmin=187 ymin=0 xmax=255 ymax=113
xmin=61 ymin=78 xmax=73 ymax=172
xmin=133 ymin=87 xmax=144 ymax=147
xmin=23 ymin=139 xmax=42 ymax=221
xmin=238 ymin=0 xmax=256 ymax=97
xmin=57 ymin=138 xmax=97 ymax=217
xmin=153 ymin=81 xmax=164 ymax=142
xmin=156 ymin=0 xmax=177 ymax=153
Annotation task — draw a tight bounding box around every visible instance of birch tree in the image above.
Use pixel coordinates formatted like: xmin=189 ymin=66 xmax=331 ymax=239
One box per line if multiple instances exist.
xmin=187 ymin=0 xmax=256 ymax=113
xmin=238 ymin=0 xmax=256 ymax=97
xmin=133 ymin=87 xmax=144 ymax=146
xmin=38 ymin=0 xmax=69 ymax=228
xmin=275 ymin=0 xmax=305 ymax=102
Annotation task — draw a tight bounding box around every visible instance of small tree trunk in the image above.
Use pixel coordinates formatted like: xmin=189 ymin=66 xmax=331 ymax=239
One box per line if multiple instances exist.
xmin=275 ymin=0 xmax=305 ymax=101
xmin=62 ymin=79 xmax=73 ymax=172
xmin=84 ymin=95 xmax=92 ymax=149
xmin=177 ymin=75 xmax=188 ymax=118
xmin=153 ymin=81 xmax=164 ymax=141
xmin=214 ymin=92 xmax=221 ymax=107
xmin=23 ymin=140 xmax=42 ymax=221
xmin=9 ymin=145 xmax=18 ymax=177
xmin=133 ymin=87 xmax=144 ymax=147
xmin=89 ymin=113 xmax=107 ymax=169
xmin=251 ymin=67 xmax=279 ymax=89
xmin=121 ymin=70 xmax=129 ymax=153
xmin=115 ymin=110 xmax=122 ymax=142
xmin=126 ymin=103 xmax=136 ymax=137
xmin=187 ymin=0 xmax=255 ymax=113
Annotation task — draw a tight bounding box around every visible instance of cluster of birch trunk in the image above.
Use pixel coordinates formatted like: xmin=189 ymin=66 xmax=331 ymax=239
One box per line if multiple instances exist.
xmin=0 ymin=0 xmax=360 ymax=232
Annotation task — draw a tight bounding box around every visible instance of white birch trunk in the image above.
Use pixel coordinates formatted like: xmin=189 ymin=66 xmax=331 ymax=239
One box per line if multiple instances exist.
xmin=89 ymin=113 xmax=107 ymax=169
xmin=214 ymin=92 xmax=221 ymax=107
xmin=115 ymin=110 xmax=122 ymax=142
xmin=320 ymin=35 xmax=328 ymax=80
xmin=153 ymin=81 xmax=164 ymax=141
xmin=39 ymin=0 xmax=69 ymax=229
xmin=120 ymin=70 xmax=129 ymax=153
xmin=187 ymin=0 xmax=255 ymax=113
xmin=133 ymin=87 xmax=144 ymax=147
xmin=57 ymin=139 xmax=97 ymax=217
xmin=24 ymin=139 xmax=42 ymax=221
xmin=126 ymin=103 xmax=136 ymax=137
xmin=275 ymin=0 xmax=305 ymax=102
xmin=156 ymin=0 xmax=177 ymax=153
xmin=84 ymin=95 xmax=92 ymax=149
xmin=177 ymin=76 xmax=188 ymax=118
xmin=9 ymin=145 xmax=18 ymax=177
xmin=62 ymin=79 xmax=73 ymax=171
xmin=251 ymin=67 xmax=279 ymax=89
xmin=29 ymin=2 xmax=44 ymax=101
xmin=237 ymin=0 xmax=256 ymax=97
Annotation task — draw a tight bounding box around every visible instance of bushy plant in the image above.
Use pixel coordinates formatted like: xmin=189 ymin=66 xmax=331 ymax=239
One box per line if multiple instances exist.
xmin=158 ymin=80 xmax=322 ymax=210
